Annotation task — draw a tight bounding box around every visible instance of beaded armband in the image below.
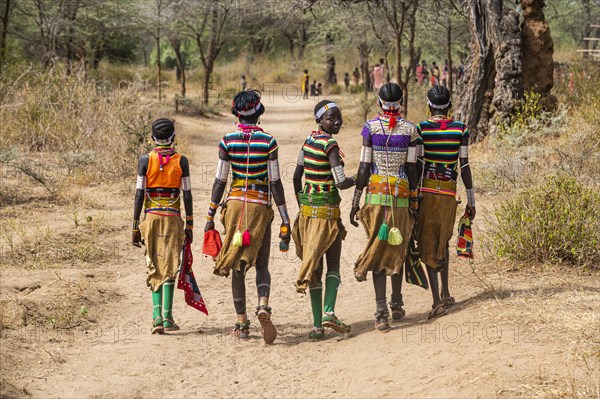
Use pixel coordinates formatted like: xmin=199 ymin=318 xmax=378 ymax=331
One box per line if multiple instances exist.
xmin=409 ymin=190 xmax=419 ymax=210
xmin=466 ymin=188 xmax=476 ymax=207
xmin=352 ymin=189 xmax=363 ymax=209
xmin=207 ymin=201 xmax=219 ymax=221
xmin=132 ymin=219 xmax=140 ymax=232
xmin=185 ymin=215 xmax=194 ymax=229
xmin=277 ymin=204 xmax=290 ymax=225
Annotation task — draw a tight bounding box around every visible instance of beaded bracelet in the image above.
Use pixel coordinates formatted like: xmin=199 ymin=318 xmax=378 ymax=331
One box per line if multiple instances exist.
xmin=132 ymin=219 xmax=139 ymax=231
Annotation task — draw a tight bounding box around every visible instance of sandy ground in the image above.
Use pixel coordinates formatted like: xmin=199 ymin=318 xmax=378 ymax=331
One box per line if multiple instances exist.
xmin=1 ymin=90 xmax=599 ymax=398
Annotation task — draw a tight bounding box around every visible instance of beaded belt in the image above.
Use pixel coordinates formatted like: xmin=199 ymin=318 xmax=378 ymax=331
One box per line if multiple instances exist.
xmin=231 ymin=179 xmax=269 ymax=192
xmin=297 ymin=191 xmax=341 ymax=206
xmin=299 ymin=204 xmax=340 ymax=220
xmin=366 ymin=174 xmax=410 ymax=199
xmin=421 ymin=178 xmax=457 ymax=197
xmin=364 ymin=193 xmax=409 ymax=207
xmin=227 ymin=188 xmax=270 ymax=204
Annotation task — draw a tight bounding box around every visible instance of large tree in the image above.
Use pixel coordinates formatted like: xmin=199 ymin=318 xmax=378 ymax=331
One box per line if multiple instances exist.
xmin=182 ymin=0 xmax=232 ymax=105
xmin=458 ymin=0 xmax=524 ymax=140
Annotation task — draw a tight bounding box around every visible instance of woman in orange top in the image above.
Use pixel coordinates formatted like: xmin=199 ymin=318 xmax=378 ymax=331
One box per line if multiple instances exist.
xmin=132 ymin=118 xmax=194 ymax=334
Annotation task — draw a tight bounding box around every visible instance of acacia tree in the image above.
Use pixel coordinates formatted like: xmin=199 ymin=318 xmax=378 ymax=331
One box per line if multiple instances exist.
xmin=368 ymin=0 xmax=419 ymax=117
xmin=183 ymin=0 xmax=232 ymax=104
xmin=139 ymin=0 xmax=169 ymax=101
xmin=458 ymin=0 xmax=524 ymax=139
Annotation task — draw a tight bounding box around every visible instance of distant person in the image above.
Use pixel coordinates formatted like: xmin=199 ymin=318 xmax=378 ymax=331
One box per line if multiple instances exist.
xmin=458 ymin=63 xmax=465 ymax=81
xmin=373 ymin=61 xmax=385 ymax=91
xmin=344 ymin=72 xmax=350 ymax=91
xmin=310 ymin=80 xmax=317 ymax=96
xmin=431 ymin=62 xmax=440 ymax=87
xmin=422 ymin=60 xmax=429 ymax=83
xmin=416 ymin=61 xmax=425 ymax=86
xmin=442 ymin=60 xmax=449 ymax=87
xmin=317 ymin=82 xmax=323 ymax=96
xmin=302 ymin=69 xmax=310 ymax=99
xmin=240 ymin=75 xmax=247 ymax=91
xmin=353 ymin=67 xmax=360 ymax=85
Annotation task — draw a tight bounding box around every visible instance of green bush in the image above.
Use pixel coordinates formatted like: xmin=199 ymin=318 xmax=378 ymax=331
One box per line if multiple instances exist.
xmin=491 ymin=174 xmax=600 ymax=268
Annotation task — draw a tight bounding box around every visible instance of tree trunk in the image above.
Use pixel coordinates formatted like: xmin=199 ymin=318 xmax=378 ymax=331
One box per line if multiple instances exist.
xmin=358 ymin=41 xmax=370 ymax=98
xmin=0 ymin=0 xmax=12 ymax=77
xmin=383 ymin=49 xmax=391 ymax=83
xmin=284 ymin=34 xmax=295 ymax=58
xmin=458 ymin=0 xmax=499 ymax=140
xmin=394 ymin=32 xmax=402 ymax=84
xmin=297 ymin=25 xmax=308 ymax=60
xmin=490 ymin=8 xmax=523 ymax=132
xmin=156 ymin=34 xmax=162 ymax=101
xmin=447 ymin=17 xmax=453 ymax=96
xmin=581 ymin=0 xmax=591 ymax=59
xmin=325 ymin=32 xmax=336 ymax=84
xmin=171 ymin=37 xmax=186 ymax=97
xmin=521 ymin=0 xmax=556 ymax=111
xmin=203 ymin=65 xmax=212 ymax=105
xmin=401 ymin=1 xmax=417 ymax=118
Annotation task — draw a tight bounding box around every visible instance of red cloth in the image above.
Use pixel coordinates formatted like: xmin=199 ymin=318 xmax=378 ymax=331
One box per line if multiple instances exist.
xmin=202 ymin=229 xmax=222 ymax=259
xmin=178 ymin=239 xmax=208 ymax=315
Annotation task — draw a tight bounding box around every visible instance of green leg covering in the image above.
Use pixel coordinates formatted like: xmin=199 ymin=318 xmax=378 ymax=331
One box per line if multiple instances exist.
xmin=162 ymin=280 xmax=175 ymax=324
xmin=323 ymin=271 xmax=341 ymax=314
xmin=152 ymin=286 xmax=163 ymax=321
xmin=309 ymin=282 xmax=323 ymax=328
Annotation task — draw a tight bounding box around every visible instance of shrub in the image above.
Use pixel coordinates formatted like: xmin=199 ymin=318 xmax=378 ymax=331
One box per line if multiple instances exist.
xmin=0 ymin=64 xmax=158 ymax=192
xmin=491 ymin=174 xmax=600 ymax=268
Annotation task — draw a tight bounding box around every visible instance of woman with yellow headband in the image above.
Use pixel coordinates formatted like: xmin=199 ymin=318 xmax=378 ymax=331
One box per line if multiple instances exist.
xmin=350 ymin=83 xmax=420 ymax=333
xmin=292 ymin=100 xmax=356 ymax=340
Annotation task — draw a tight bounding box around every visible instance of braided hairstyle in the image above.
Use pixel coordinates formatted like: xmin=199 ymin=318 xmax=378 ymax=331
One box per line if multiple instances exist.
xmin=231 ymin=90 xmax=265 ymax=123
xmin=379 ymin=83 xmax=403 ymax=103
xmin=152 ymin=118 xmax=175 ymax=143
xmin=427 ymin=84 xmax=452 ymax=111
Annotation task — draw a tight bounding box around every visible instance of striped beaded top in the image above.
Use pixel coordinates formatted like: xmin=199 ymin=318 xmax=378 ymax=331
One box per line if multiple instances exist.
xmin=416 ymin=118 xmax=468 ymax=169
xmin=361 ymin=114 xmax=419 ymax=179
xmin=218 ymin=126 xmax=278 ymax=181
xmin=301 ymin=131 xmax=340 ymax=194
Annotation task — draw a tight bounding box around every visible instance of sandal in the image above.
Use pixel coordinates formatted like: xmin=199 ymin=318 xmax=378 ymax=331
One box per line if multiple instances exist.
xmin=389 ymin=300 xmax=406 ymax=322
xmin=232 ymin=320 xmax=251 ymax=340
xmin=374 ymin=309 xmax=391 ymax=333
xmin=442 ymin=296 xmax=455 ymax=308
xmin=322 ymin=312 xmax=351 ymax=334
xmin=152 ymin=317 xmax=164 ymax=335
xmin=308 ymin=327 xmax=325 ymax=340
xmin=163 ymin=318 xmax=180 ymax=331
xmin=427 ymin=303 xmax=447 ymax=319
xmin=256 ymin=305 xmax=277 ymax=344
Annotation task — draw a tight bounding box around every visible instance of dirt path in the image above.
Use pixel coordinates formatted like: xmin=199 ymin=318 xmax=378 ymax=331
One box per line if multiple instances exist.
xmin=1 ymin=91 xmax=598 ymax=398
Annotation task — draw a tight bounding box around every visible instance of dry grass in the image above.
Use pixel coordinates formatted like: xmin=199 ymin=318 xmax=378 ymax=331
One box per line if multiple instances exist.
xmin=0 ymin=64 xmax=163 ymax=205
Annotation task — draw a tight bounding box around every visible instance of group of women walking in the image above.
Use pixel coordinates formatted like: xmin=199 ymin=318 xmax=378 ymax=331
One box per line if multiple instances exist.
xmin=132 ymin=82 xmax=476 ymax=342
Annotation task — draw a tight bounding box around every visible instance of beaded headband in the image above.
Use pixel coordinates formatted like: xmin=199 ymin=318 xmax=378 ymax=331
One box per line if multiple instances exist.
xmin=378 ymin=97 xmax=401 ymax=111
xmin=153 ymin=132 xmax=175 ymax=145
xmin=237 ymin=102 xmax=262 ymax=116
xmin=427 ymin=99 xmax=451 ymax=110
xmin=315 ymin=102 xmax=338 ymax=118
